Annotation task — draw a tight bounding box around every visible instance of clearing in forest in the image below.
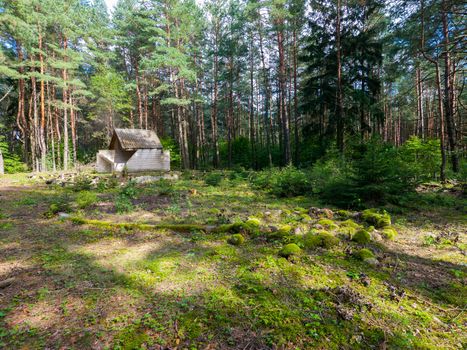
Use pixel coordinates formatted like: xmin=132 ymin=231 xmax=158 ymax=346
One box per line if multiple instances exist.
xmin=0 ymin=172 xmax=465 ymax=349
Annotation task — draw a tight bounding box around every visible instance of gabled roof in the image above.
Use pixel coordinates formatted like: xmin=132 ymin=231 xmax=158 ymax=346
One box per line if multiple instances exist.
xmin=111 ymin=128 xmax=163 ymax=150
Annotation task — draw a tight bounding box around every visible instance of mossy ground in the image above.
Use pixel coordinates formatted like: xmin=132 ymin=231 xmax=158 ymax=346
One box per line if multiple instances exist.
xmin=0 ymin=171 xmax=465 ymax=349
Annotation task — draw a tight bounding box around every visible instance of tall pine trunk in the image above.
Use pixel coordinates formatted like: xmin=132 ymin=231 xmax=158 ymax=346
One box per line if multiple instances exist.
xmin=336 ymin=0 xmax=344 ymax=153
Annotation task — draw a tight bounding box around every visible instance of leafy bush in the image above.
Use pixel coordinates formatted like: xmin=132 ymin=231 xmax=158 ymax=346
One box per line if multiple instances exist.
xmin=45 ymin=196 xmax=72 ymax=217
xmin=115 ymin=180 xmax=137 ymax=213
xmin=204 ymin=172 xmax=223 ymax=186
xmin=160 ymin=137 xmax=180 ymax=169
xmin=71 ymin=175 xmax=93 ymax=192
xmin=279 ymin=243 xmax=302 ymax=258
xmin=0 ymin=141 xmax=27 ymax=173
xmin=314 ymin=137 xmax=421 ymax=207
xmin=115 ymin=197 xmax=133 ymax=213
xmin=251 ymin=166 xmax=312 ymax=197
xmin=399 ymin=136 xmax=441 ymax=181
xmin=76 ymin=191 xmax=98 ymax=209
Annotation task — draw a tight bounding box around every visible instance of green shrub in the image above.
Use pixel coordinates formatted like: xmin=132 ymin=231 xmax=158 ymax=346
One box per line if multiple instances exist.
xmin=352 ymin=229 xmax=371 ymax=244
xmin=361 ymin=209 xmax=391 ymax=228
xmin=154 ymin=179 xmax=174 ymax=196
xmin=120 ymin=180 xmax=137 ymax=198
xmin=0 ymin=141 xmax=27 ymax=173
xmin=251 ymin=166 xmax=312 ymax=197
xmin=317 ymin=218 xmax=338 ymax=230
xmin=205 ymin=172 xmax=223 ymax=186
xmin=76 ymin=191 xmax=98 ymax=209
xmin=115 ymin=196 xmax=134 ymax=213
xmin=354 ymin=248 xmax=375 ymax=260
xmin=399 ymin=136 xmax=441 ymax=181
xmin=227 ymin=234 xmax=245 ymax=246
xmin=45 ymin=196 xmax=72 ymax=217
xmin=279 ymin=243 xmax=302 ymax=258
xmin=381 ymin=226 xmax=398 ymax=240
xmin=115 ymin=180 xmax=137 ymax=213
xmin=303 ymin=231 xmax=339 ymax=249
xmin=316 ymin=138 xmax=419 ymax=206
xmin=71 ymin=174 xmax=93 ymax=192
xmin=351 ymin=137 xmax=415 ymax=203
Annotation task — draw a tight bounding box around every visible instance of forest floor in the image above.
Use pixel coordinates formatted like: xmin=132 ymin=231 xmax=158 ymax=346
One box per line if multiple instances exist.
xmin=0 ymin=172 xmax=466 ymax=349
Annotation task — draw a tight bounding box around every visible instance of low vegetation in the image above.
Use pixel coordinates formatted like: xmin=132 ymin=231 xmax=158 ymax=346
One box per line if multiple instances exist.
xmin=0 ymin=171 xmax=465 ymax=349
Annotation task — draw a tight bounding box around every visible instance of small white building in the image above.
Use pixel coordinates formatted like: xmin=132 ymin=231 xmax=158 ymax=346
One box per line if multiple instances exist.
xmin=96 ymin=128 xmax=170 ymax=173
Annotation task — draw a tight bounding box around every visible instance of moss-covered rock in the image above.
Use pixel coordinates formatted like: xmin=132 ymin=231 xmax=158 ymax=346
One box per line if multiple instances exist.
xmin=245 ymin=218 xmax=261 ymax=228
xmin=294 ymin=207 xmax=308 ymax=214
xmin=336 ymin=210 xmax=352 ymax=219
xmin=299 ymin=213 xmax=312 ymax=222
xmin=226 ymin=219 xmax=261 ymax=235
xmin=338 ymin=219 xmax=361 ymax=238
xmin=361 ymin=209 xmax=391 ymax=228
xmin=352 ymin=229 xmax=371 ymax=244
xmin=316 ymin=218 xmax=339 ymax=230
xmin=341 ymin=219 xmax=360 ymax=229
xmin=381 ymin=226 xmax=398 ymax=240
xmin=268 ymin=224 xmax=292 ymax=240
xmin=303 ymin=230 xmax=339 ymax=249
xmin=227 ymin=234 xmax=245 ymax=246
xmin=279 ymin=243 xmax=302 ymax=258
xmin=354 ymin=248 xmax=375 ymax=261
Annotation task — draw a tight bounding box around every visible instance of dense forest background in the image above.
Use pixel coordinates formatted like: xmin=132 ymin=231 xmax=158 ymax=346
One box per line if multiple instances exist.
xmin=0 ymin=0 xmax=465 ymax=181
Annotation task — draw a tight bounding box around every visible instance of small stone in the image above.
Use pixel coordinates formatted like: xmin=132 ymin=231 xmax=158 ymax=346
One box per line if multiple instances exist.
xmin=293 ymin=227 xmax=303 ymax=235
xmin=364 ymin=257 xmax=379 ymax=266
xmin=58 ymin=212 xmax=70 ymax=219
xmin=268 ymin=225 xmax=279 ymax=232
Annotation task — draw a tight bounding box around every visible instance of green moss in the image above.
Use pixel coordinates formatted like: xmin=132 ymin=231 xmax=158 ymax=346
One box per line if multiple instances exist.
xmin=352 ymin=229 xmax=371 ymax=244
xmin=113 ymin=324 xmax=149 ymax=350
xmin=227 ymin=233 xmax=245 ymax=246
xmin=362 ymin=209 xmax=391 ymax=228
xmin=381 ymin=226 xmax=398 ymax=240
xmin=293 ymin=207 xmax=308 ymax=214
xmin=299 ymin=213 xmax=312 ymax=222
xmin=245 ymin=217 xmax=261 ymax=228
xmin=317 ymin=218 xmax=339 ymax=230
xmin=303 ymin=230 xmax=339 ymax=249
xmin=69 ymin=217 xmax=203 ymax=232
xmin=336 ymin=209 xmax=352 ymax=218
xmin=209 ymin=208 xmax=221 ymax=215
xmin=268 ymin=224 xmax=292 ymax=240
xmin=339 ymin=219 xmax=361 ymax=237
xmin=340 ymin=219 xmax=360 ymax=229
xmin=353 ymin=248 xmax=375 ymax=260
xmin=279 ymin=243 xmax=302 ymax=258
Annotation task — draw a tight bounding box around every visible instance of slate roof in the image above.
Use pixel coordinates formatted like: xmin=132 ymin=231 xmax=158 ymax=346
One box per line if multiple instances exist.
xmin=111 ymin=128 xmax=163 ymax=150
